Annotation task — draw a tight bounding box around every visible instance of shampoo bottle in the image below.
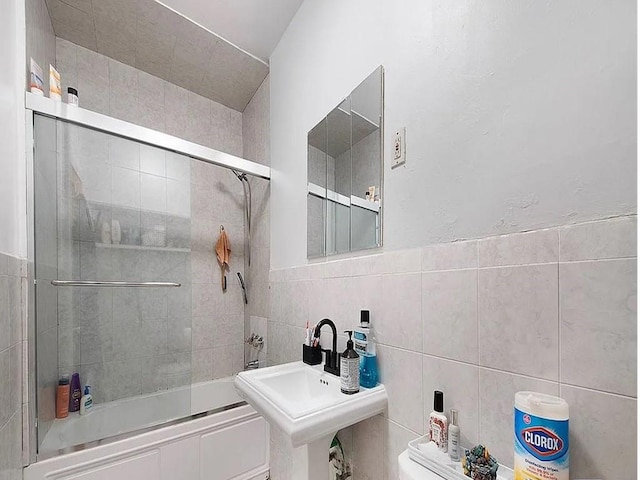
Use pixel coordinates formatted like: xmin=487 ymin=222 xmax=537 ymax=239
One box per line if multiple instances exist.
xmin=55 ymin=374 xmax=70 ymax=419
xmin=70 ymin=372 xmax=82 ymax=412
xmin=80 ymin=386 xmax=93 ymax=415
xmin=340 ymin=331 xmax=360 ymax=395
xmin=429 ymin=390 xmax=448 ymax=452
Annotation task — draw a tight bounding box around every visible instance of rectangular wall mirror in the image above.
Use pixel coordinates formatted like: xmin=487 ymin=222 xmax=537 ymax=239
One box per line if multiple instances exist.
xmin=307 ymin=66 xmax=384 ymax=259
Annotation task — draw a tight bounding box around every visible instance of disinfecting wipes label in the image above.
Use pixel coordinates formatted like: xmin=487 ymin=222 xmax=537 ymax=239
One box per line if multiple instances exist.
xmin=514 ymin=407 xmax=569 ymax=480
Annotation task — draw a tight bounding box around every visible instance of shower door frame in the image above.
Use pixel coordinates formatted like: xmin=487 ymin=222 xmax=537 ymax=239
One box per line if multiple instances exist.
xmin=24 ymin=92 xmax=271 ymax=464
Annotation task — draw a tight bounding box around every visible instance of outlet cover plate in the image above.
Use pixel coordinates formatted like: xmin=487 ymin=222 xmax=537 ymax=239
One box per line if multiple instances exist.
xmin=392 ymin=127 xmax=406 ymax=168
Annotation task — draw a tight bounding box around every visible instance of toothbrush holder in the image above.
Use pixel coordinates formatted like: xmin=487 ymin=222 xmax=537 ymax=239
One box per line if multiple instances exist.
xmin=302 ymin=344 xmax=322 ymax=366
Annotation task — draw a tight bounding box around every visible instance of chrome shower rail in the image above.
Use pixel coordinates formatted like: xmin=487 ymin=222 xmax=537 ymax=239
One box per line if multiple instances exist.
xmin=50 ymin=280 xmax=181 ymax=288
xmin=25 ymin=92 xmax=271 ymax=180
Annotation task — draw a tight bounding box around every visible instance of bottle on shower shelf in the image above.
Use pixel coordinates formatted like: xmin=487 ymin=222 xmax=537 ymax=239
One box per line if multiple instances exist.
xmin=69 ymin=372 xmax=82 ymax=413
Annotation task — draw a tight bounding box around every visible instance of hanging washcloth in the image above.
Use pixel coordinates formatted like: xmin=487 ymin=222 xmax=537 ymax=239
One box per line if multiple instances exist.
xmin=215 ymin=226 xmax=231 ymax=292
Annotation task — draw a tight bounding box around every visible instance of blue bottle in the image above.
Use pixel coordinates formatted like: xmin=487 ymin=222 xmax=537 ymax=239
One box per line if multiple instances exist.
xmin=354 ymin=310 xmax=378 ymax=388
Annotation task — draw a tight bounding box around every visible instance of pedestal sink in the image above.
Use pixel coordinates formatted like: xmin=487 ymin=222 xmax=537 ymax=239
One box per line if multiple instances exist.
xmin=234 ymin=361 xmax=387 ymax=480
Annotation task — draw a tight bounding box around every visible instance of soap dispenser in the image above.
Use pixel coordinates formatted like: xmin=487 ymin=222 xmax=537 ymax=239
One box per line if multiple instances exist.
xmin=80 ymin=386 xmax=93 ymax=415
xmin=341 ymin=331 xmax=360 ymax=395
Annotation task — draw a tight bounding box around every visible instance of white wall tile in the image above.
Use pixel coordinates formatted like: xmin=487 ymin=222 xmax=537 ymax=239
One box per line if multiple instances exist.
xmin=353 ymin=414 xmax=384 ymax=480
xmin=140 ymin=173 xmax=167 ymax=213
xmin=112 ymin=166 xmax=140 ymax=209
xmin=0 ymin=277 xmax=9 ymax=352
xmin=345 ymin=276 xmax=383 ymax=333
xmin=213 ymin=314 xmax=244 ymax=348
xmin=383 ymin=419 xmax=419 ymax=480
xmin=377 ymin=345 xmax=423 ymax=434
xmin=0 ymin=348 xmax=11 ymax=428
xmin=76 ymin=45 xmax=110 ymax=114
xmin=422 ymin=240 xmax=477 ymax=272
xmin=192 ymin=349 xmax=213 ymax=383
xmin=423 ymin=356 xmax=479 ymax=447
xmin=559 ymin=215 xmax=637 ymax=261
xmin=108 ymin=58 xmax=139 ymax=123
xmin=560 ymin=259 xmax=637 ymax=396
xmin=191 ymin=283 xmax=222 ymax=317
xmin=422 ymin=269 xmax=477 ymax=363
xmin=108 ymin=136 xmax=140 ymax=170
xmin=378 ymin=273 xmax=422 ymax=351
xmin=478 ymin=368 xmax=559 ymax=466
xmin=192 ymin=315 xmax=214 ymax=350
xmin=479 ymin=228 xmax=558 ymax=267
xmin=478 ymin=264 xmax=559 ymax=380
xmin=212 ymin=344 xmax=244 ymax=378
xmin=379 ymin=249 xmax=421 ymax=275
xmin=166 ymin=179 xmax=190 ymax=218
xmin=561 ymin=385 xmax=636 ymax=480
xmin=165 ymin=152 xmax=191 ymax=182
xmin=140 ymin=144 xmax=166 ymax=176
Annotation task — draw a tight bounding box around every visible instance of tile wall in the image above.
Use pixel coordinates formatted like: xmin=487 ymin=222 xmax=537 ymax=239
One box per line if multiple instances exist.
xmin=242 ymin=76 xmax=271 ymax=368
xmin=45 ymin=122 xmax=248 ymax=405
xmin=55 ymin=37 xmax=243 ymax=156
xmin=0 ymin=254 xmax=26 ymax=480
xmin=189 ymin=158 xmax=247 ymax=383
xmin=268 ymin=215 xmax=637 ymax=479
xmin=26 ymin=25 xmax=265 ymax=456
xmin=26 ymin=0 xmax=56 ymax=93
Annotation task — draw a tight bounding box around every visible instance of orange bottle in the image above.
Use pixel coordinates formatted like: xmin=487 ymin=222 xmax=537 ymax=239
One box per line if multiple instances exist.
xmin=56 ymin=374 xmax=70 ymax=419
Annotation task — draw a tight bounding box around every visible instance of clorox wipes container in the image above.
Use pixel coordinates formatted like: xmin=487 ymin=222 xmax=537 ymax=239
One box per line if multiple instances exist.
xmin=514 ymin=391 xmax=569 ymax=480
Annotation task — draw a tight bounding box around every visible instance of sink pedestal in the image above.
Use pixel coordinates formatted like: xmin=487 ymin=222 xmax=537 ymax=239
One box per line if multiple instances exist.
xmin=291 ymin=434 xmax=334 ymax=480
xmin=234 ymin=362 xmax=387 ymax=480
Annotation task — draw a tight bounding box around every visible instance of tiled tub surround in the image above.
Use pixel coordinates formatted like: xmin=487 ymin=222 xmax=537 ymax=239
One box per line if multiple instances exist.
xmin=0 ymin=254 xmax=26 ymax=480
xmin=33 ymin=117 xmax=248 ymax=446
xmin=242 ymin=76 xmax=271 ymax=368
xmin=268 ymin=215 xmax=637 ymax=480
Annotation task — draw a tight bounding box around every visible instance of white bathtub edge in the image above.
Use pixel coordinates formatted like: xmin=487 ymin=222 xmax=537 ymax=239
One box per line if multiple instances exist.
xmin=24 ymin=404 xmax=265 ymax=479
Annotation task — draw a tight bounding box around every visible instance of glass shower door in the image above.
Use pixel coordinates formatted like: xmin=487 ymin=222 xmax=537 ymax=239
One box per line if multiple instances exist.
xmin=33 ymin=114 xmax=193 ymax=456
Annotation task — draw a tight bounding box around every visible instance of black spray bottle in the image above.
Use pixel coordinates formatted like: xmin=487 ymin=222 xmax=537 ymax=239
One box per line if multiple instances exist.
xmin=341 ymin=331 xmax=360 ymax=394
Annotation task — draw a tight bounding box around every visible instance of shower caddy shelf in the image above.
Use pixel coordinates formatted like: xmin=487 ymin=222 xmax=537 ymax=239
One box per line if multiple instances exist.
xmin=94 ymin=242 xmax=191 ymax=253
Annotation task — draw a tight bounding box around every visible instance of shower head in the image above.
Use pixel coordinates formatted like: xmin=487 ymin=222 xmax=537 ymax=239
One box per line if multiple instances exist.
xmin=231 ymin=169 xmax=247 ymax=182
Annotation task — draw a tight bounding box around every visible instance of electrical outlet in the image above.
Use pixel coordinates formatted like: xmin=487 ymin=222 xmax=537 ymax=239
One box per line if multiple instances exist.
xmin=392 ymin=127 xmax=406 ymax=168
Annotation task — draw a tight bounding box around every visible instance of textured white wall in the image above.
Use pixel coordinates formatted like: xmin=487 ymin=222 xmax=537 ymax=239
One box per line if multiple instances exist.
xmin=0 ymin=0 xmax=26 ymax=257
xmin=270 ymin=0 xmax=636 ymax=269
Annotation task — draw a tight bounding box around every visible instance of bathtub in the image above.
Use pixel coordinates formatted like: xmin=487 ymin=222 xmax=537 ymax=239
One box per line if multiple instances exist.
xmin=25 ymin=377 xmax=269 ymax=480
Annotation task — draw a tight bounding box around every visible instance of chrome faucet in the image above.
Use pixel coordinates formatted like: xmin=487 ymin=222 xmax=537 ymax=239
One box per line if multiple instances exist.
xmin=313 ymin=318 xmax=340 ymax=376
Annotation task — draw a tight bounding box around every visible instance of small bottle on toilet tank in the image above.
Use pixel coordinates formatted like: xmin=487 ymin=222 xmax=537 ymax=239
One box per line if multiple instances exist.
xmin=429 ymin=390 xmax=448 ymax=452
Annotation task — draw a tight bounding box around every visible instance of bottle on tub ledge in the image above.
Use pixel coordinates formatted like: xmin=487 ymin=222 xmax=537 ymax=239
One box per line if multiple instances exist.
xmin=80 ymin=386 xmax=93 ymax=415
xmin=55 ymin=374 xmax=70 ymax=419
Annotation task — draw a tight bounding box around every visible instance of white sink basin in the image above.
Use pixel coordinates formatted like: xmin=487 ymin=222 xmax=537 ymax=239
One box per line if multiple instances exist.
xmin=234 ymin=361 xmax=387 ymax=447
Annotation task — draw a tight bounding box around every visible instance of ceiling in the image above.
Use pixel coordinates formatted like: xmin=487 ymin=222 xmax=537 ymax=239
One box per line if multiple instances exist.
xmin=159 ymin=0 xmax=304 ymax=64
xmin=45 ymin=0 xmax=275 ymax=111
